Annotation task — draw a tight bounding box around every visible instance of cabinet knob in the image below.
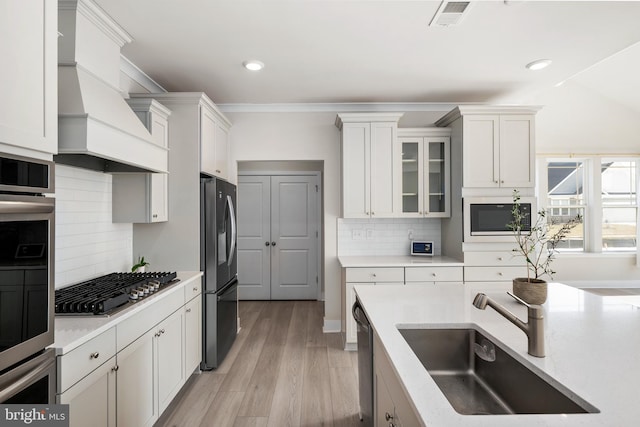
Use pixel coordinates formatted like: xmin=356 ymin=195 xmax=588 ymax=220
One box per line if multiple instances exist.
xmin=90 ymin=352 xmax=99 ymax=359
xmin=186 ymin=308 xmax=192 ymax=313
xmin=193 ymin=287 xmax=199 ymax=292
xmin=385 ymin=412 xmax=394 ymax=421
xmin=371 ymin=212 xmax=375 ymax=215
xmin=216 ymin=169 xmax=221 ymax=174
xmin=419 ymin=211 xmax=422 ymax=215
xmin=111 ymin=365 xmax=119 ymax=372
xmin=160 ymin=329 xmax=165 ymax=334
xmin=498 ymin=272 xmax=503 ymax=276
xmin=265 ymin=241 xmax=271 ymax=246
xmin=271 ymin=241 xmax=277 ymax=247
xmin=432 ymin=273 xmax=437 ymax=277
xmin=372 ymin=273 xmax=377 ymax=278
xmin=501 ymin=180 xmax=505 ymax=184
xmin=152 ymin=214 xmax=158 ymax=218
xmin=498 ymin=257 xmax=503 ymax=261
xmin=494 ymin=180 xmax=499 ymax=184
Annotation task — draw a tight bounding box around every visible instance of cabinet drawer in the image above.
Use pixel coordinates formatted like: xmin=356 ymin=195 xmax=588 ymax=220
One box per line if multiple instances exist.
xmin=464 ymin=266 xmax=528 ymax=282
xmin=117 ymin=287 xmax=184 ymax=350
xmin=464 ymin=251 xmax=525 ymax=267
xmin=345 ymin=267 xmax=404 ymax=283
xmin=184 ymin=278 xmax=202 ymax=302
xmin=58 ymin=327 xmax=116 ymax=393
xmin=405 ymin=267 xmax=463 ymax=283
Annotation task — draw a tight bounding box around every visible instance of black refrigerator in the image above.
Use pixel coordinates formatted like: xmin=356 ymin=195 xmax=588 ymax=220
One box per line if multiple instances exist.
xmin=200 ymin=176 xmax=238 ymax=370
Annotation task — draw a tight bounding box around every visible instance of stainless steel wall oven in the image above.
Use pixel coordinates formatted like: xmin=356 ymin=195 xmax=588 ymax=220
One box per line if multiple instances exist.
xmin=0 ymin=153 xmax=56 ymax=404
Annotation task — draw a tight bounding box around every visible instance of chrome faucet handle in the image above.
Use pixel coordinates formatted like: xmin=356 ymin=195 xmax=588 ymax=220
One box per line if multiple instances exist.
xmin=507 ymin=292 xmax=543 ymax=318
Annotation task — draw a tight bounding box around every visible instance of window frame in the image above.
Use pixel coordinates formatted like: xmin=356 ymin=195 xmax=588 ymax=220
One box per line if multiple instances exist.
xmin=537 ymin=156 xmax=640 ymax=256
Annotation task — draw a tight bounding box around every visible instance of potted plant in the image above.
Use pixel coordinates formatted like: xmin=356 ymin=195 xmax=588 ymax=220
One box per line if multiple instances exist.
xmin=508 ymin=190 xmax=582 ymax=304
xmin=132 ymin=256 xmax=149 ymax=273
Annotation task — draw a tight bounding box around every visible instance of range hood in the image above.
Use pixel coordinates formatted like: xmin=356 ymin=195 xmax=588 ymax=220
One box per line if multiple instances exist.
xmin=56 ymin=0 xmax=168 ymax=173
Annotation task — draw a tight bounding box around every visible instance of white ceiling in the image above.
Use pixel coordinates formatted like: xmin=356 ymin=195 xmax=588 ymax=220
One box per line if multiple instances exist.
xmin=95 ymin=0 xmax=640 ymax=109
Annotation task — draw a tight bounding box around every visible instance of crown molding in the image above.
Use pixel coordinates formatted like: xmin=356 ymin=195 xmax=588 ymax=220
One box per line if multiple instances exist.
xmin=217 ymin=102 xmax=460 ymax=114
xmin=120 ymin=55 xmax=167 ymax=95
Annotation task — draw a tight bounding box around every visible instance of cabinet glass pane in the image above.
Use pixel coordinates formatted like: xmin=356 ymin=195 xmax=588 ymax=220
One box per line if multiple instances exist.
xmin=428 ymin=142 xmax=446 ymax=213
xmin=402 ymin=142 xmax=419 ymax=213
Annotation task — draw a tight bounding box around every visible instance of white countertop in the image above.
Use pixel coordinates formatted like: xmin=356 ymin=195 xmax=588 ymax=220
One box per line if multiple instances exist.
xmin=338 ymin=255 xmax=463 ymax=268
xmin=355 ymin=282 xmax=640 ymax=426
xmin=52 ymin=271 xmax=203 ymax=355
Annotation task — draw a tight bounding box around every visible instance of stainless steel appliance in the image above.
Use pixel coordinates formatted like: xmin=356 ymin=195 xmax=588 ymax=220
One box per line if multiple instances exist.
xmin=0 ymin=153 xmax=56 ymax=404
xmin=353 ymin=298 xmax=373 ymax=427
xmin=464 ymin=196 xmax=535 ymax=242
xmin=54 ymin=272 xmax=179 ymax=316
xmin=200 ymin=177 xmax=238 ymax=370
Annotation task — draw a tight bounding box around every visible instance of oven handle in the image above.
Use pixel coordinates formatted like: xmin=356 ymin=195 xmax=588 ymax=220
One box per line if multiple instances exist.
xmin=0 ymin=198 xmax=55 ymax=214
xmin=0 ymin=355 xmax=55 ymax=402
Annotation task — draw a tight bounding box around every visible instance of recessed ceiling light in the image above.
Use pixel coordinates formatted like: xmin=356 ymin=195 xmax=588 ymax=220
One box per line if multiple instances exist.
xmin=243 ymin=60 xmax=264 ymax=71
xmin=525 ymin=59 xmax=552 ymax=71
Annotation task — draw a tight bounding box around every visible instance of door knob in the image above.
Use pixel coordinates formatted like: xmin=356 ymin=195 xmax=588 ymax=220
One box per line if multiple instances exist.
xmin=265 ymin=241 xmax=270 ymax=246
xmin=271 ymin=241 xmax=277 ymax=247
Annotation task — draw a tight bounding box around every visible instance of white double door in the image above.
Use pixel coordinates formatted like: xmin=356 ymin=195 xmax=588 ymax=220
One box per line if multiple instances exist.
xmin=237 ymin=174 xmax=320 ymax=300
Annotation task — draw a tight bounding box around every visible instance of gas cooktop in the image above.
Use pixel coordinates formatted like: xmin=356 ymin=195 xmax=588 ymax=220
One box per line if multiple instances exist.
xmin=55 ymin=271 xmax=179 ymax=316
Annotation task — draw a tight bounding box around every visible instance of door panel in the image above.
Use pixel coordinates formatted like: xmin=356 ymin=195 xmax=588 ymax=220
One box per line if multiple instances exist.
xmin=237 ymin=174 xmax=319 ymax=300
xmin=271 ymin=176 xmax=318 ymax=300
xmin=237 ymin=176 xmax=271 ymax=300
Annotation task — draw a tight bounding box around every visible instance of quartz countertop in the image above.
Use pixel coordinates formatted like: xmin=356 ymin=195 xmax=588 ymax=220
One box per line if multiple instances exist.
xmin=52 ymin=271 xmax=203 ymax=355
xmin=355 ymin=282 xmax=640 ymax=426
xmin=338 ymin=255 xmax=463 ymax=268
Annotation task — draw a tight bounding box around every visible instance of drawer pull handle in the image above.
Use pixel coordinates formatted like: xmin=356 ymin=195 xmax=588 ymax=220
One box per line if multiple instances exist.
xmin=90 ymin=352 xmax=99 ymax=359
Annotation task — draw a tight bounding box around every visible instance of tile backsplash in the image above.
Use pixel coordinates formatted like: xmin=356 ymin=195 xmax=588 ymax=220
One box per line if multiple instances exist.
xmin=338 ymin=218 xmax=441 ymax=256
xmin=55 ymin=165 xmax=132 ymax=288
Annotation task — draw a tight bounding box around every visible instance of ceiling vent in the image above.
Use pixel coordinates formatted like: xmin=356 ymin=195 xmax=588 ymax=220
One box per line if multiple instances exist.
xmin=429 ymin=1 xmax=473 ymax=27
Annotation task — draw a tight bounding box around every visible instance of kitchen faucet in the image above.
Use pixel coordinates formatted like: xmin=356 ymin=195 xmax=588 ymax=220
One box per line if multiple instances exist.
xmin=472 ymin=292 xmax=545 ymax=358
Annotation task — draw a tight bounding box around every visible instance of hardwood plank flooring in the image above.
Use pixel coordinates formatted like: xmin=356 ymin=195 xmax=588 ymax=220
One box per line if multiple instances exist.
xmin=155 ymin=301 xmax=360 ymax=427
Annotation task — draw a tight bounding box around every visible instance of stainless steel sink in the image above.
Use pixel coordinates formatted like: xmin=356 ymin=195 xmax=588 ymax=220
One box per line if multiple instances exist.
xmin=398 ymin=327 xmax=599 ymax=415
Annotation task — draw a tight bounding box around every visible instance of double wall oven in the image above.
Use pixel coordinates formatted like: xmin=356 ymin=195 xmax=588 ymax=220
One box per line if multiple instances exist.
xmin=0 ymin=153 xmax=56 ymax=404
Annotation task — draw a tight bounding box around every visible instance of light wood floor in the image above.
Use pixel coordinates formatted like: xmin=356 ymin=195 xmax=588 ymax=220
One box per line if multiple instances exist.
xmin=155 ymin=301 xmax=361 ymax=427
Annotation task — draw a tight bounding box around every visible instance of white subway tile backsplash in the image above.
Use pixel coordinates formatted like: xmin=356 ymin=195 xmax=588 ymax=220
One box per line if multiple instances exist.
xmin=55 ymin=165 xmax=133 ymax=288
xmin=337 ymin=217 xmax=442 ymax=256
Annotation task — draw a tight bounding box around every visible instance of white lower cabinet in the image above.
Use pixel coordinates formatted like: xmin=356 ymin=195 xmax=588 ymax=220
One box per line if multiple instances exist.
xmin=58 ymin=356 xmax=116 ymax=427
xmin=56 ymin=277 xmax=202 ymax=427
xmin=184 ymin=294 xmax=202 ymax=376
xmin=117 ymin=328 xmax=156 ymax=427
xmin=374 ymin=333 xmax=422 ymax=427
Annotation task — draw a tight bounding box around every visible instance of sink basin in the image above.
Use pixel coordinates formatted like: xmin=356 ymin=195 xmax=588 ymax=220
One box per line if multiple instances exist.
xmin=398 ymin=327 xmax=599 ymax=415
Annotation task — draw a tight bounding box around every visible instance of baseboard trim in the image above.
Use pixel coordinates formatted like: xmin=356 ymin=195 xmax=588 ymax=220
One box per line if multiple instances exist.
xmin=323 ymin=319 xmax=341 ymax=333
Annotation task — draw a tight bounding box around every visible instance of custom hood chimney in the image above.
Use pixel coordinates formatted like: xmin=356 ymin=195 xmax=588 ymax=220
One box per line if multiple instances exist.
xmin=56 ymin=0 xmax=167 ymax=173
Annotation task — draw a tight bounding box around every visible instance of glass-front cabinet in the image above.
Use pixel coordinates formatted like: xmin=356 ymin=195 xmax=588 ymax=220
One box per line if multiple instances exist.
xmin=395 ymin=129 xmax=450 ymax=218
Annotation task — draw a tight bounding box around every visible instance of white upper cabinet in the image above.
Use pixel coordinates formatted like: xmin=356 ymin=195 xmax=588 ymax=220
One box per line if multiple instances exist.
xmin=0 ymin=0 xmax=57 ymax=157
xmin=395 ymin=128 xmax=451 ymax=218
xmin=336 ymin=113 xmax=404 ymax=218
xmin=200 ymin=103 xmax=230 ymax=179
xmin=113 ymin=99 xmax=171 ymax=223
xmin=436 ymin=106 xmax=540 ymax=190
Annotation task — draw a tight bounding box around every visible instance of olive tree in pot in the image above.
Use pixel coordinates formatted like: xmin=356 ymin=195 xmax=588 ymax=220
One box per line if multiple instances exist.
xmin=508 ymin=190 xmax=582 ymax=304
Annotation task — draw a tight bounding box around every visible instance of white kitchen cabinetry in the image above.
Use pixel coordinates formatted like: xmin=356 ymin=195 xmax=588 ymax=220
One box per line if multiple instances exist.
xmin=374 ymin=333 xmax=422 ymax=427
xmin=395 ymin=128 xmax=451 ymax=218
xmin=113 ymin=99 xmax=171 ymax=223
xmin=464 ymin=249 xmax=527 ymax=282
xmin=201 ymin=105 xmax=230 ymax=179
xmin=58 ymin=356 xmax=116 ymax=427
xmin=336 ymin=113 xmax=404 ymax=218
xmin=55 ymin=276 xmax=202 ymax=427
xmin=0 ymin=0 xmax=57 ymax=157
xmin=343 ymin=267 xmax=404 ymax=349
xmin=404 ymin=266 xmax=463 ymax=285
xmin=435 ymin=106 xmax=540 ymax=190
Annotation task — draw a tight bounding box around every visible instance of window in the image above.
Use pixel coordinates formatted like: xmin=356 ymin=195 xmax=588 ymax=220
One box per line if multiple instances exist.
xmin=540 ymin=157 xmax=639 ymax=254
xmin=601 ymin=160 xmax=637 ymax=251
xmin=546 ymin=161 xmax=585 ymax=251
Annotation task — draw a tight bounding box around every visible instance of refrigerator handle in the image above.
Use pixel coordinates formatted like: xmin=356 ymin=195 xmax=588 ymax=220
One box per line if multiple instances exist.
xmin=227 ymin=195 xmax=237 ymax=266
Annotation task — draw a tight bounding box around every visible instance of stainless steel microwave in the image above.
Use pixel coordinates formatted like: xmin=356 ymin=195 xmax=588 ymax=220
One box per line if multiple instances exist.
xmin=463 ymin=197 xmax=536 ymax=242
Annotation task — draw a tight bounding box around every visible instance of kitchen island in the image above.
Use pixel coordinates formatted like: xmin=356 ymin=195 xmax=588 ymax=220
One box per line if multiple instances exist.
xmin=355 ymin=281 xmax=640 ymax=426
